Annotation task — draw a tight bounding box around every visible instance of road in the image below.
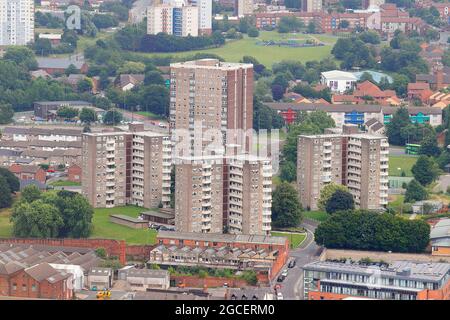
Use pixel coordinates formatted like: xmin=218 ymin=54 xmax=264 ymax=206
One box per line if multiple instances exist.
xmin=278 ymin=219 xmax=322 ymax=300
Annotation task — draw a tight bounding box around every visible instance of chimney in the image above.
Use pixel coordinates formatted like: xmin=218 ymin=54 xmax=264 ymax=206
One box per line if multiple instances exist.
xmin=434 ymin=63 xmax=444 ymax=90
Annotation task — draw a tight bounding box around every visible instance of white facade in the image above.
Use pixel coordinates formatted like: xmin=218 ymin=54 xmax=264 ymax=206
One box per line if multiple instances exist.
xmin=320 ymin=70 xmax=358 ymax=93
xmin=305 ymin=0 xmax=322 ymax=13
xmin=147 ymin=5 xmax=174 ymax=35
xmin=0 ymin=0 xmax=34 ymax=46
xmin=50 ymin=264 xmax=85 ymax=291
xmin=194 ymin=0 xmax=212 ymax=33
xmin=238 ymin=0 xmax=253 ymax=17
xmin=181 ymin=6 xmax=199 ymax=36
xmin=147 ymin=3 xmax=199 ymax=36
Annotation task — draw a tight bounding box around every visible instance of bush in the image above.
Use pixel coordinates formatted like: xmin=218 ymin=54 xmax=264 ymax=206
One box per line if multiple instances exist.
xmin=247 ymin=27 xmax=259 ymax=38
xmin=95 ymin=247 xmax=107 ymax=259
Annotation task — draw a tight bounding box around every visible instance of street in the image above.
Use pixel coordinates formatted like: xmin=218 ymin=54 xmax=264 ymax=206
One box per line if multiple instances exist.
xmin=278 ymin=220 xmax=322 ymax=300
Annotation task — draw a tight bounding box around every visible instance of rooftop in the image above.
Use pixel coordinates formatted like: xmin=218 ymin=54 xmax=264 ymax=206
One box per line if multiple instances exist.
xmin=304 ymin=260 xmax=450 ymax=282
xmin=157 ymin=231 xmax=287 ymax=246
xmin=321 ymin=70 xmax=357 ymax=81
xmin=170 ymin=59 xmax=253 ymax=70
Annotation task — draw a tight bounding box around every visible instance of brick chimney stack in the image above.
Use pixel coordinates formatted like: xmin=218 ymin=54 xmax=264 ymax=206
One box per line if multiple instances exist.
xmin=434 ymin=62 xmax=444 ymax=90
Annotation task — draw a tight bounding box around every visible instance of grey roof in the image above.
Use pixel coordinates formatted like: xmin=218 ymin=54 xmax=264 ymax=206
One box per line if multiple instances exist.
xmin=88 ymin=267 xmax=112 ymax=276
xmin=365 ymin=118 xmax=378 ymax=127
xmin=430 ymin=219 xmax=450 ymax=244
xmin=141 ymin=211 xmax=175 ymax=219
xmin=110 ymin=214 xmax=147 ymax=223
xmin=0 ymin=149 xmax=22 ymax=157
xmin=303 ymin=260 xmax=450 ymax=282
xmin=34 ymin=100 xmax=92 ymax=107
xmin=37 ymin=54 xmax=86 ymax=70
xmin=2 ymin=126 xmax=83 ymax=136
xmin=157 ymin=231 xmax=287 ymax=246
xmin=126 ymin=268 xmax=169 ymax=279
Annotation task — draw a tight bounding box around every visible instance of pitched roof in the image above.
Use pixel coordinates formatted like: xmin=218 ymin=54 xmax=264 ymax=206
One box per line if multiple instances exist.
xmin=37 ymin=54 xmax=86 ymax=70
xmin=9 ymin=164 xmax=43 ymax=174
xmin=25 ymin=262 xmax=59 ymax=282
xmin=408 ymin=82 xmax=430 ymax=91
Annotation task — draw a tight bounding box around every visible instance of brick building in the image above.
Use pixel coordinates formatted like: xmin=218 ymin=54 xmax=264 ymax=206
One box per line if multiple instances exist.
xmin=67 ymin=164 xmax=82 ymax=183
xmin=9 ymin=164 xmax=47 ymax=184
xmin=150 ymin=231 xmax=289 ymax=282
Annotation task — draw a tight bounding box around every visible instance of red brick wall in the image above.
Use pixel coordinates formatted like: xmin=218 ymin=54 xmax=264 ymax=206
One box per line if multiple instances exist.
xmin=172 ymin=276 xmax=249 ymax=288
xmin=68 ymin=165 xmax=82 ymax=182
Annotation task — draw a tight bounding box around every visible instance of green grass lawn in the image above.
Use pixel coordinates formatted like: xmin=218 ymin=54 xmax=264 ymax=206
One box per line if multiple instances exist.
xmin=303 ymin=211 xmax=330 ymax=222
xmin=49 ymin=180 xmax=81 ymax=187
xmin=389 ymin=156 xmax=418 ymax=177
xmin=136 ymin=31 xmax=338 ymax=67
xmin=0 ymin=209 xmax=12 ymax=238
xmin=271 ymin=231 xmax=306 ymax=248
xmin=91 ymin=206 xmax=157 ymax=245
xmin=135 ymin=111 xmax=164 ymax=120
xmin=0 ymin=205 xmax=157 ymax=244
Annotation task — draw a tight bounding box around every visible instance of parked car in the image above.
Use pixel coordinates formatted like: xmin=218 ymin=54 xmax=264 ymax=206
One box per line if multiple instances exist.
xmin=288 ymin=260 xmax=296 ymax=268
xmin=281 ymin=269 xmax=288 ymax=277
xmin=277 ymin=275 xmax=285 ymax=282
xmin=277 ymin=292 xmax=284 ymax=300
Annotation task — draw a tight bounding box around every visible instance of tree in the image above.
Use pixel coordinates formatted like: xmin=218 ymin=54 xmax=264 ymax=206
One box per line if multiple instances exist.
xmin=92 ymin=14 xmax=119 ymax=29
xmin=65 ymin=64 xmax=79 ymax=75
xmin=386 ymin=107 xmax=410 ymax=145
xmin=279 ymin=161 xmax=297 ymax=182
xmin=21 ymin=185 xmax=42 ymax=203
xmin=103 ymin=109 xmax=123 ymax=125
xmin=77 ymin=78 xmax=93 ymax=93
xmin=0 ymin=168 xmax=20 ymax=193
xmin=307 ymin=22 xmax=316 ymax=34
xmin=271 ymin=84 xmax=284 ymax=101
xmin=0 ymin=176 xmax=12 ymax=209
xmin=0 ymin=104 xmax=14 ymax=124
xmin=33 ymin=38 xmax=52 ymax=56
xmin=419 ymin=132 xmax=441 ymax=157
xmin=317 ymin=183 xmax=349 ymax=211
xmin=411 ymin=155 xmax=440 ymax=186
xmin=11 ymin=200 xmax=63 ymax=238
xmin=314 ymin=210 xmax=430 ymax=253
xmin=57 ymin=106 xmax=79 ymax=119
xmin=405 ymin=179 xmax=428 ymax=203
xmin=144 ymin=70 xmax=165 ymax=86
xmin=272 ymin=182 xmax=303 ymax=228
xmin=139 ymin=85 xmax=169 ymax=116
xmin=49 ymin=190 xmax=94 ymax=238
xmin=79 ymin=107 xmax=97 ymax=124
xmin=325 ymin=190 xmax=355 ymax=214
xmin=247 ymin=27 xmax=259 ymax=38
xmin=339 ymin=20 xmax=350 ymax=29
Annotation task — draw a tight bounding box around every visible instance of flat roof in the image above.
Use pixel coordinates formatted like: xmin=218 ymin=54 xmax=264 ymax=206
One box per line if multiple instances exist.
xmin=157 ymin=231 xmax=287 ymax=246
xmin=110 ymin=215 xmax=147 ymax=224
xmin=141 ymin=211 xmax=174 ymax=219
xmin=304 ymin=260 xmax=450 ymax=282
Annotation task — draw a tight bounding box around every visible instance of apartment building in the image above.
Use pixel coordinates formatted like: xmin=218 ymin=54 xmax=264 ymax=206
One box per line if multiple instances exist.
xmin=174 ymin=155 xmax=272 ymax=235
xmin=169 ymin=59 xmax=254 ymax=155
xmin=303 ymin=260 xmax=450 ymax=300
xmin=147 ymin=3 xmax=199 ymax=37
xmin=174 ymin=155 xmax=224 ymax=234
xmin=0 ymin=0 xmax=34 ymax=46
xmin=191 ymin=0 xmax=212 ymax=35
xmin=82 ymin=125 xmax=171 ymax=209
xmin=237 ymin=0 xmax=253 ymax=17
xmin=303 ymin=0 xmax=322 ymax=13
xmin=297 ymin=129 xmax=389 ymax=211
xmin=226 ymin=155 xmax=272 ymax=235
xmin=130 ymin=132 xmax=172 ymax=209
xmin=82 ymin=131 xmax=132 ymax=208
xmin=147 ymin=4 xmax=175 ymax=35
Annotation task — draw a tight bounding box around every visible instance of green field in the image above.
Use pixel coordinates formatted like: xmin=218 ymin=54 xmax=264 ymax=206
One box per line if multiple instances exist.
xmin=91 ymin=206 xmax=157 ymax=245
xmin=271 ymin=231 xmax=306 ymax=248
xmin=0 ymin=205 xmax=157 ymax=244
xmin=137 ymin=31 xmax=338 ymax=67
xmin=0 ymin=209 xmax=12 ymax=238
xmin=49 ymin=180 xmax=81 ymax=187
xmin=303 ymin=211 xmax=330 ymax=222
xmin=389 ymin=156 xmax=418 ymax=177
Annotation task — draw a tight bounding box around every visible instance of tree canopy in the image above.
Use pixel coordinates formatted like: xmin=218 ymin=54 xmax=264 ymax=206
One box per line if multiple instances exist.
xmin=272 ymin=182 xmax=303 ymax=228
xmin=314 ymin=210 xmax=430 ymax=253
